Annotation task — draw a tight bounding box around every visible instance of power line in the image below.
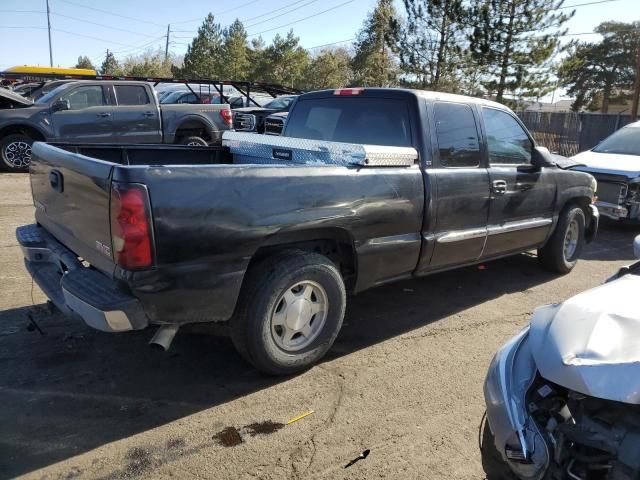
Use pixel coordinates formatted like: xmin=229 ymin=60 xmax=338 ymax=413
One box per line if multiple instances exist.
xmin=241 ymin=0 xmax=309 ymax=23
xmin=245 ymin=0 xmax=319 ymax=29
xmin=51 ymin=11 xmax=160 ymax=37
xmin=247 ymin=0 xmax=356 ymax=37
xmin=54 ymin=0 xmax=165 ymax=27
xmin=306 ymin=38 xmax=355 ymax=50
xmin=559 ymin=0 xmax=623 ymax=8
xmin=171 ymin=0 xmax=261 ymax=26
xmin=53 ymin=28 xmax=132 ymax=47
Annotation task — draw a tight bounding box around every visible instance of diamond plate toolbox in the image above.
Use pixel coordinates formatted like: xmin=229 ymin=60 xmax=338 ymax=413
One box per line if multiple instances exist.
xmin=222 ymin=131 xmax=418 ymax=167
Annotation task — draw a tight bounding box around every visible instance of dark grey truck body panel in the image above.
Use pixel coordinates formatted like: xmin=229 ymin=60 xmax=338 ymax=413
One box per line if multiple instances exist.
xmin=22 ymin=88 xmax=598 ymax=331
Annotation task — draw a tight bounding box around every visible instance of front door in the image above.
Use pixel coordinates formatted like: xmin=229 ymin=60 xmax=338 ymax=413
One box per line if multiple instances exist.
xmin=51 ymin=84 xmax=114 ymax=142
xmin=481 ymin=107 xmax=556 ymax=258
xmin=418 ymin=101 xmax=491 ymax=271
xmin=112 ymin=84 xmax=162 ymax=143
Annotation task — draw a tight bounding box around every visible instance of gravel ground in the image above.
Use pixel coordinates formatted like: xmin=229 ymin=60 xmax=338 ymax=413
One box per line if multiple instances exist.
xmin=0 ymin=172 xmax=635 ymax=480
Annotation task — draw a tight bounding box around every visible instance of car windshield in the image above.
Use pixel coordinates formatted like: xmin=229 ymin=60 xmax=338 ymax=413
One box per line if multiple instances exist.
xmin=264 ymin=96 xmax=294 ymax=109
xmin=592 ymin=126 xmax=640 ymax=156
xmin=35 ymin=83 xmax=75 ymax=104
xmin=284 ymin=97 xmax=412 ymax=147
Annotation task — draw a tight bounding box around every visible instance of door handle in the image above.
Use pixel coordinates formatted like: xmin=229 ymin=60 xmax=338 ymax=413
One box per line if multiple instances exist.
xmin=96 ymin=112 xmax=111 ymax=117
xmin=142 ymin=112 xmax=155 ymax=117
xmin=492 ymin=180 xmax=507 ymax=195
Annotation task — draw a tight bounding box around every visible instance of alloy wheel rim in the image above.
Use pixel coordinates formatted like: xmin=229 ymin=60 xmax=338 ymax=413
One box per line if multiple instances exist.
xmin=564 ymin=218 xmax=579 ymax=260
xmin=4 ymin=141 xmax=32 ymax=168
xmin=270 ymin=280 xmax=328 ymax=352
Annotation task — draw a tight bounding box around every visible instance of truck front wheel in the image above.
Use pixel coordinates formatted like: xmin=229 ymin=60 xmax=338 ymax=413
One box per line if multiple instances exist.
xmin=231 ymin=250 xmax=346 ymax=375
xmin=0 ymin=134 xmax=34 ymax=172
xmin=538 ymin=206 xmax=586 ymax=274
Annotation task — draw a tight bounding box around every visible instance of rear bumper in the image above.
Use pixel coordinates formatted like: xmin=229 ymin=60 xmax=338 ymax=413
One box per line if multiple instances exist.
xmin=17 ymin=224 xmax=148 ymax=332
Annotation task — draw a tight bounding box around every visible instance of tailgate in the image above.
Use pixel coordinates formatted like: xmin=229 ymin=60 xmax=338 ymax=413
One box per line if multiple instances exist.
xmin=29 ymin=142 xmax=116 ymax=276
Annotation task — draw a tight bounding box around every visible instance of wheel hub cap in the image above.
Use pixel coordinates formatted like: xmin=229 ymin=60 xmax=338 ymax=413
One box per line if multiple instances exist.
xmin=4 ymin=141 xmax=32 ymax=168
xmin=270 ymin=281 xmax=328 ymax=352
xmin=564 ymin=219 xmax=579 ymax=259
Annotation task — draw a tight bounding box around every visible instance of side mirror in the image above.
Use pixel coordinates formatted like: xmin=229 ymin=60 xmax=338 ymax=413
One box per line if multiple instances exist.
xmin=531 ymin=146 xmax=556 ymax=168
xmin=634 ymin=235 xmax=640 ymax=260
xmin=52 ymin=99 xmax=70 ymax=112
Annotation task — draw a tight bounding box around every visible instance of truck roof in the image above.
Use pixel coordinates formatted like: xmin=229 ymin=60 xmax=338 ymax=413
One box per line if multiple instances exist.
xmin=297 ymin=87 xmax=510 ymax=111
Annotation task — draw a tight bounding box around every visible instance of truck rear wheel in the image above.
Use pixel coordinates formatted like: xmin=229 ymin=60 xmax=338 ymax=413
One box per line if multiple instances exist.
xmin=538 ymin=205 xmax=586 ymax=274
xmin=178 ymin=135 xmax=208 ymax=146
xmin=231 ymin=250 xmax=346 ymax=376
xmin=0 ymin=134 xmax=34 ymax=172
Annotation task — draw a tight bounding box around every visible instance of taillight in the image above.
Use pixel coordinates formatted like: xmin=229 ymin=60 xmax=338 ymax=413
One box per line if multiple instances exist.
xmin=333 ymin=87 xmax=364 ymax=96
xmin=110 ymin=182 xmax=154 ymax=270
xmin=220 ymin=108 xmax=232 ymax=126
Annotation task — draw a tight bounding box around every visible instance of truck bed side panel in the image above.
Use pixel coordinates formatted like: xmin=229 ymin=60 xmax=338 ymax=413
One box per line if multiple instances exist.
xmin=114 ymin=164 xmax=425 ymax=323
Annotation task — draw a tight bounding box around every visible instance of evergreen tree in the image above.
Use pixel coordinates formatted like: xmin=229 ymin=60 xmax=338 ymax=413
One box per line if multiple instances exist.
xmin=303 ymin=48 xmax=353 ymax=90
xmin=99 ymin=50 xmax=120 ymax=75
xmin=75 ymin=55 xmax=95 ymax=70
xmin=394 ymin=0 xmax=467 ymax=91
xmin=558 ymin=22 xmax=639 ymax=113
xmin=182 ymin=13 xmax=224 ymax=78
xmin=121 ymin=49 xmax=175 ymax=77
xmin=254 ymin=31 xmax=309 ymax=88
xmin=223 ymin=19 xmax=250 ymax=80
xmin=468 ymin=0 xmax=574 ymax=103
xmin=352 ymin=0 xmax=400 ymax=87
xmin=247 ymin=37 xmax=266 ymax=81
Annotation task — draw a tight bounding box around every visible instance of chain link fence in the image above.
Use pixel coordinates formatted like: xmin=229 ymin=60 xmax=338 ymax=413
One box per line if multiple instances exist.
xmin=516 ymin=111 xmax=633 ymax=157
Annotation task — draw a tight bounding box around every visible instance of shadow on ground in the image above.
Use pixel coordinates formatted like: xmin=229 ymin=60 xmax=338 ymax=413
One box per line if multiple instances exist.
xmin=0 ymin=227 xmax=628 ymax=479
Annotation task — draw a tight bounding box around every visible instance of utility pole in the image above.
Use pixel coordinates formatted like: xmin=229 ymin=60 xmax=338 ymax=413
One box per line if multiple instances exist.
xmin=46 ymin=0 xmax=53 ymax=66
xmin=631 ymin=45 xmax=640 ymax=122
xmin=165 ymin=24 xmax=170 ymax=60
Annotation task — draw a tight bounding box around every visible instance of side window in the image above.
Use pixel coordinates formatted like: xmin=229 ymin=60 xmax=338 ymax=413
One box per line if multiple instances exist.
xmin=115 ymin=85 xmax=150 ymax=106
xmin=434 ymin=102 xmax=481 ymax=167
xmin=482 ymin=108 xmax=532 ymax=165
xmin=60 ymin=86 xmax=104 ymax=110
xmin=179 ymin=93 xmax=197 ymax=104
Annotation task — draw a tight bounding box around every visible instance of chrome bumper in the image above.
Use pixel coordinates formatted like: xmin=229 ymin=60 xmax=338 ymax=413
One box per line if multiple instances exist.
xmin=595 ymin=201 xmax=628 ymax=220
xmin=16 ymin=224 xmax=148 ymax=333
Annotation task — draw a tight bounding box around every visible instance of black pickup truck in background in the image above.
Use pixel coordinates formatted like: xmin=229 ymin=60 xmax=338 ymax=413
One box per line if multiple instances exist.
xmin=17 ymin=88 xmax=598 ymax=375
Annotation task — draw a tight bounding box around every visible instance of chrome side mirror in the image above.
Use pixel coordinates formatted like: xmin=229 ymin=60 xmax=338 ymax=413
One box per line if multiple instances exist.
xmin=634 ymin=235 xmax=640 ymax=259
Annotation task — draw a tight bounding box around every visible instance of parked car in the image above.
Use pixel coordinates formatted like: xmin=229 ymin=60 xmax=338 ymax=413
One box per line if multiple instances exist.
xmin=17 ymin=88 xmax=598 ymax=375
xmin=233 ymin=95 xmax=297 ymax=133
xmin=0 ymin=80 xmax=232 ymax=171
xmin=160 ymin=91 xmax=221 ymax=105
xmin=572 ymin=121 xmax=640 ymax=221
xmin=263 ymin=111 xmax=287 ymax=135
xmin=483 ymin=235 xmax=640 ymax=480
xmin=12 ymin=82 xmax=42 ymax=97
xmin=28 ymin=80 xmax=77 ymax=101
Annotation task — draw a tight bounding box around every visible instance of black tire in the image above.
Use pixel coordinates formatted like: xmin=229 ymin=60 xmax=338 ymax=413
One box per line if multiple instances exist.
xmin=538 ymin=205 xmax=586 ymax=274
xmin=0 ymin=134 xmax=34 ymax=172
xmin=230 ymin=250 xmax=346 ymax=376
xmin=178 ymin=135 xmax=208 ymax=146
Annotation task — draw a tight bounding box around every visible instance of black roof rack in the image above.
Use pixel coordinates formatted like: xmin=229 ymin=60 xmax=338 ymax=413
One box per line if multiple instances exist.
xmin=0 ymin=71 xmax=302 ymax=107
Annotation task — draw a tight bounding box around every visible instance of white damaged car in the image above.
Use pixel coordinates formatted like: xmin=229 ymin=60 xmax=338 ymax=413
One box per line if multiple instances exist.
xmin=573 ymin=121 xmax=640 ymax=221
xmin=483 ymin=235 xmax=640 ymax=480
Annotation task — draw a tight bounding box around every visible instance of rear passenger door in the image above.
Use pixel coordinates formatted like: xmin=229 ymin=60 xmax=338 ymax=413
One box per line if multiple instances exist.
xmin=481 ymin=107 xmax=555 ymax=257
xmin=112 ymin=84 xmax=162 ymax=143
xmin=419 ymin=101 xmax=491 ymax=271
xmin=51 ymin=84 xmax=114 ymax=142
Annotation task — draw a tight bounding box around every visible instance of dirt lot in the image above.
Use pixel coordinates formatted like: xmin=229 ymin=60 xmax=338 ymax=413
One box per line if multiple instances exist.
xmin=0 ymin=172 xmax=635 ymax=480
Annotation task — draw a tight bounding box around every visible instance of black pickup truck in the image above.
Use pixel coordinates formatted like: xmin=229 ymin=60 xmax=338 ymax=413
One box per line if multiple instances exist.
xmin=17 ymin=88 xmax=598 ymax=375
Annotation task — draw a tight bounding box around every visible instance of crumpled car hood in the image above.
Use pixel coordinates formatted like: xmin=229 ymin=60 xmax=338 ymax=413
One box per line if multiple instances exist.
xmin=571 ymin=150 xmax=640 ymax=178
xmin=0 ymin=88 xmax=33 ymax=108
xmin=529 ymin=274 xmax=640 ymax=404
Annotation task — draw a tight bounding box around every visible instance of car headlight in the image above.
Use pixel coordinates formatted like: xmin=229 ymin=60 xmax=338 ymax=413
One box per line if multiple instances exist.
xmin=589 ymin=175 xmax=598 ymax=202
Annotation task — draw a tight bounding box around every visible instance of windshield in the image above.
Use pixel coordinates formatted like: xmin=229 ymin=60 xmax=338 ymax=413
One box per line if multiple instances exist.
xmin=264 ymin=96 xmax=294 ymax=110
xmin=593 ymin=126 xmax=640 ymax=156
xmin=284 ymin=97 xmax=412 ymax=147
xmin=35 ymin=83 xmax=74 ymax=104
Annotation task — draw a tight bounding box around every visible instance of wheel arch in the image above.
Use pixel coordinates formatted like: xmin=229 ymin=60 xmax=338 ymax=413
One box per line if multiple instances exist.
xmin=0 ymin=124 xmax=46 ymax=141
xmin=248 ymin=227 xmax=358 ymax=292
xmin=172 ymin=115 xmax=217 ymax=143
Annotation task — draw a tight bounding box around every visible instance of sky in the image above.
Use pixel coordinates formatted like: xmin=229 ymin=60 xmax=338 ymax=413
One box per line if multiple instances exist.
xmin=0 ymin=0 xmax=637 ymax=97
